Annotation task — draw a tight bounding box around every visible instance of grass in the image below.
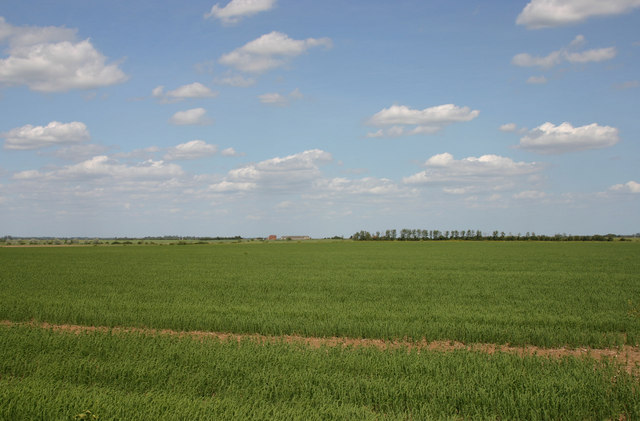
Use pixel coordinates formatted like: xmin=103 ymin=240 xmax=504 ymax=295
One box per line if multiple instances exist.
xmin=2 ymin=241 xmax=640 ymax=419
xmin=1 ymin=241 xmax=639 ymax=348
xmin=1 ymin=324 xmax=638 ymax=420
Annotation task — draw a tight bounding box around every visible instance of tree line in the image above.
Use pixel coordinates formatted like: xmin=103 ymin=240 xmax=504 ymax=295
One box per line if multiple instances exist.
xmin=350 ymin=229 xmax=627 ymax=242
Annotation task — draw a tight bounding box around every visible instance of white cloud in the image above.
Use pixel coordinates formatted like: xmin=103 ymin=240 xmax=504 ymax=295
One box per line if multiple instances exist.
xmin=258 ymin=92 xmax=286 ymax=106
xmin=443 ymin=187 xmax=471 ymax=195
xmin=526 ymin=75 xmax=548 ymax=84
xmin=366 ymin=104 xmax=479 ymax=138
xmin=152 ymin=85 xmax=164 ymax=97
xmin=512 ymin=51 xmax=562 ymax=69
xmin=517 ymin=0 xmax=640 ymax=29
xmin=215 ymin=74 xmax=256 ymax=87
xmin=205 ymin=0 xmax=276 ymax=24
xmin=512 ymin=36 xmax=616 ymax=69
xmin=369 ymin=104 xmax=479 ymax=126
xmin=12 ymin=169 xmax=42 ymax=180
xmin=518 ymin=122 xmax=619 ymax=154
xmin=194 ymin=60 xmax=215 ymax=74
xmin=289 ymin=87 xmax=303 ymax=100
xmin=3 ymin=121 xmax=90 ymax=150
xmin=209 ymin=149 xmax=332 ymax=193
xmin=313 ymin=177 xmax=401 ymax=196
xmin=499 ymin=123 xmax=518 ymax=132
xmin=513 ymin=190 xmax=547 ymax=199
xmin=613 ymin=80 xmax=639 ymax=90
xmin=169 ymin=108 xmax=212 ymax=125
xmin=13 ymin=155 xmax=183 ymax=181
xmin=153 ymin=82 xmax=218 ymax=102
xmin=258 ymin=88 xmax=303 ymax=106
xmin=565 ymin=47 xmax=617 ymax=63
xmin=219 ymin=31 xmax=332 ymax=74
xmin=112 ymin=146 xmax=160 ymax=160
xmin=0 ymin=18 xmax=127 ymax=92
xmin=164 ymin=140 xmax=218 ymax=161
xmin=209 ymin=180 xmax=256 ymax=192
xmin=47 ymin=144 xmax=110 ymax=162
xmin=610 ymin=181 xmax=640 ymax=193
xmin=220 ymin=147 xmax=242 ymax=157
xmin=403 ymin=153 xmax=541 ymax=191
xmin=365 ymin=129 xmax=384 ymax=138
xmin=0 ymin=16 xmax=76 ymax=47
xmin=208 ymin=155 xmax=409 ymax=200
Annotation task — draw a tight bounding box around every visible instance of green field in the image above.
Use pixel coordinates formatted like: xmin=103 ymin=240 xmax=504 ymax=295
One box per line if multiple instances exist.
xmin=1 ymin=241 xmax=640 ymax=419
xmin=2 ymin=241 xmax=639 ymax=347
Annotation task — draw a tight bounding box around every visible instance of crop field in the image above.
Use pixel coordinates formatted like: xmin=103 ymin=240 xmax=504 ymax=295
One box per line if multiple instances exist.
xmin=1 ymin=241 xmax=640 ymax=419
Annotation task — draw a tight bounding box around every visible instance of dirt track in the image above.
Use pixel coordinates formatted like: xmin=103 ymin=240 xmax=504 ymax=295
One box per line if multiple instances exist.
xmin=2 ymin=320 xmax=639 ymax=373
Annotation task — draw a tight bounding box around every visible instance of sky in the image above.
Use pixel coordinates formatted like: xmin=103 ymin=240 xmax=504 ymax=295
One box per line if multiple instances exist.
xmin=0 ymin=0 xmax=639 ymax=238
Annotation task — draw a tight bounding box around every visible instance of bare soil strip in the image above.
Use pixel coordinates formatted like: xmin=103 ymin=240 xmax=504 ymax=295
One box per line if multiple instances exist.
xmin=3 ymin=320 xmax=639 ymax=372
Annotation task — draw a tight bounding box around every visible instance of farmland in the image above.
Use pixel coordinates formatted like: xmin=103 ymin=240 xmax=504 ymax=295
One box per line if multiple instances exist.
xmin=1 ymin=241 xmax=640 ymax=419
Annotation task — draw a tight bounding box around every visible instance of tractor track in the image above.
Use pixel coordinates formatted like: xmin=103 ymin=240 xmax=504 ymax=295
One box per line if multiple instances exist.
xmin=2 ymin=319 xmax=639 ymax=372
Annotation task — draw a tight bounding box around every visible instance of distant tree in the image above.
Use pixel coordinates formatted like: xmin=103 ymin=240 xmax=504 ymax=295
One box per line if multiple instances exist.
xmin=400 ymin=229 xmax=410 ymax=241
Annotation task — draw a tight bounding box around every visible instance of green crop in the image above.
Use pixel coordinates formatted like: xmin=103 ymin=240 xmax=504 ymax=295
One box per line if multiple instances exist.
xmin=1 ymin=324 xmax=638 ymax=420
xmin=1 ymin=241 xmax=639 ymax=348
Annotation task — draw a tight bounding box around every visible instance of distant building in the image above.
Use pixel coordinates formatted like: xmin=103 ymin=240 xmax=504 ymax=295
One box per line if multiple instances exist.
xmin=268 ymin=235 xmax=277 ymax=240
xmin=282 ymin=236 xmax=311 ymax=241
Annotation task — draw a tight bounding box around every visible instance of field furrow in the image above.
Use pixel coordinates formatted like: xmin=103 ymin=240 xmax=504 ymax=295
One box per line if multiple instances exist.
xmin=3 ymin=319 xmax=640 ymax=373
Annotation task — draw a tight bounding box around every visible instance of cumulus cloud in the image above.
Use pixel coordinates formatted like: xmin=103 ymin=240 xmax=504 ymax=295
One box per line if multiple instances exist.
xmin=207 ymin=149 xmax=408 ymax=200
xmin=214 ymin=74 xmax=256 ymax=87
xmin=518 ymin=122 xmax=619 ymax=154
xmin=565 ymin=47 xmax=617 ymax=63
xmin=613 ymin=80 xmax=639 ymax=90
xmin=112 ymin=146 xmax=160 ymax=160
xmin=610 ymin=180 xmax=640 ymax=193
xmin=366 ymin=104 xmax=479 ymax=138
xmin=258 ymin=88 xmax=303 ymax=106
xmin=153 ymin=82 xmax=218 ymax=102
xmin=205 ymin=0 xmax=276 ymax=24
xmin=219 ymin=147 xmax=242 ymax=157
xmin=47 ymin=144 xmax=110 ymax=162
xmin=403 ymin=152 xmax=541 ymax=192
xmin=0 ymin=17 xmax=76 ymax=47
xmin=219 ymin=31 xmax=332 ymax=74
xmin=169 ymin=108 xmax=212 ymax=125
xmin=517 ymin=0 xmax=640 ymax=29
xmin=0 ymin=17 xmax=127 ymax=92
xmin=164 ymin=140 xmax=218 ymax=161
xmin=512 ymin=35 xmax=616 ymax=69
xmin=513 ymin=190 xmax=547 ymax=199
xmin=258 ymin=92 xmax=287 ymax=106
xmin=13 ymin=155 xmax=183 ymax=181
xmin=209 ymin=149 xmax=332 ymax=193
xmin=527 ymin=75 xmax=548 ymax=84
xmin=499 ymin=123 xmax=518 ymax=132
xmin=3 ymin=121 xmax=90 ymax=150
xmin=313 ymin=177 xmax=401 ymax=196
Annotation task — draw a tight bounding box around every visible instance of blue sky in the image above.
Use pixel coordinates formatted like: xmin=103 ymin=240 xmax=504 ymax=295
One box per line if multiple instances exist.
xmin=0 ymin=0 xmax=638 ymax=237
